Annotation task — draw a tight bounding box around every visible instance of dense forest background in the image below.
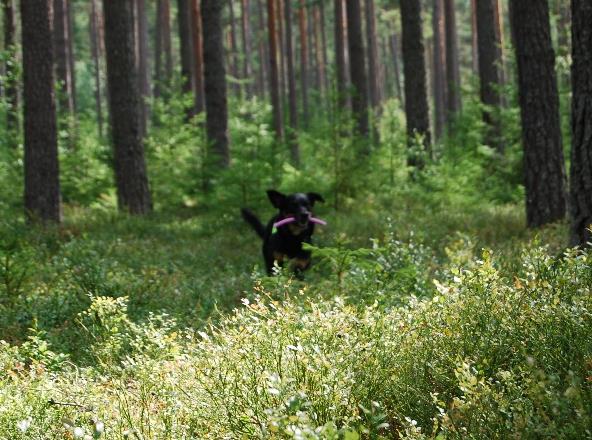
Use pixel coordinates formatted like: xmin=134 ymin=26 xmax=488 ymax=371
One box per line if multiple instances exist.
xmin=0 ymin=0 xmax=591 ymax=438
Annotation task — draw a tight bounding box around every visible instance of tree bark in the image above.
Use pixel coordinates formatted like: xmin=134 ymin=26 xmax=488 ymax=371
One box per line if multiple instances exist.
xmin=569 ymin=0 xmax=592 ymax=246
xmin=334 ymin=0 xmax=348 ymax=110
xmin=136 ymin=0 xmax=150 ymax=134
xmin=443 ymin=0 xmax=461 ymax=117
xmin=346 ymin=0 xmax=370 ymax=139
xmin=191 ymin=0 xmax=205 ymax=114
xmin=104 ymin=0 xmax=152 ymax=214
xmin=2 ymin=0 xmax=18 ymax=144
xmin=510 ymin=0 xmax=567 ymax=227
xmin=177 ymin=0 xmax=194 ymax=99
xmin=400 ymin=0 xmax=431 ymax=164
xmin=227 ymin=0 xmax=241 ymax=96
xmin=284 ymin=0 xmax=299 ymax=166
xmin=257 ymin=0 xmax=270 ymax=99
xmin=313 ymin=5 xmax=326 ymax=97
xmin=267 ymin=0 xmax=284 ymax=140
xmin=202 ymin=0 xmax=231 ymax=168
xmin=432 ymin=0 xmax=447 ymax=139
xmin=53 ymin=0 xmax=75 ymax=116
xmin=163 ymin=0 xmax=173 ymax=86
xmin=241 ymin=0 xmax=253 ymax=97
xmin=390 ymin=33 xmax=403 ymax=104
xmin=89 ymin=0 xmax=104 ymax=136
xmin=298 ymin=0 xmax=309 ymax=123
xmin=364 ymin=0 xmax=380 ymax=108
xmin=319 ymin=2 xmax=329 ymax=95
xmin=471 ymin=0 xmax=479 ymax=74
xmin=21 ymin=0 xmax=61 ymax=222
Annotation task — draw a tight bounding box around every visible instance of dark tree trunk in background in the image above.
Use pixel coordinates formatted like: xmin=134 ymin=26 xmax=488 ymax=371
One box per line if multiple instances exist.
xmin=569 ymin=0 xmax=592 ymax=246
xmin=257 ymin=0 xmax=270 ymax=99
xmin=365 ymin=0 xmax=380 ymax=108
xmin=104 ymin=0 xmax=152 ymax=214
xmin=137 ymin=0 xmax=150 ymax=133
xmin=202 ymin=0 xmax=231 ymax=168
xmin=21 ymin=0 xmax=61 ymax=222
xmin=155 ymin=0 xmax=164 ymax=97
xmin=346 ymin=0 xmax=369 ymax=140
xmin=285 ymin=0 xmax=299 ymax=166
xmin=163 ymin=0 xmax=173 ymax=86
xmin=276 ymin=0 xmax=286 ymax=105
xmin=390 ymin=33 xmax=403 ymax=104
xmin=66 ymin=1 xmax=77 ymax=111
xmin=267 ymin=0 xmax=284 ymax=140
xmin=432 ymin=0 xmax=447 ymax=139
xmin=313 ymin=5 xmax=326 ymax=97
xmin=319 ymin=3 xmax=329 ymax=95
xmin=444 ymin=0 xmax=461 ymax=118
xmin=155 ymin=0 xmax=173 ymax=97
xmin=53 ymin=0 xmax=76 ymax=116
xmin=334 ymin=0 xmax=348 ymax=109
xmin=241 ymin=0 xmax=253 ymax=97
xmin=471 ymin=0 xmax=479 ymax=74
xmin=400 ymin=0 xmax=431 ymax=165
xmin=191 ymin=0 xmax=205 ymax=114
xmin=476 ymin=0 xmax=503 ymax=152
xmin=2 ymin=0 xmax=18 ymax=144
xmin=90 ymin=0 xmax=104 ymax=136
xmin=178 ymin=0 xmax=194 ymax=99
xmin=298 ymin=0 xmax=309 ymax=124
xmin=228 ymin=0 xmax=240 ymax=96
xmin=510 ymin=0 xmax=567 ymax=227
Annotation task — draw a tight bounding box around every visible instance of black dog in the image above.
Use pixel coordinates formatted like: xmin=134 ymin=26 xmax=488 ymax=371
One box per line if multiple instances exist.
xmin=241 ymin=190 xmax=325 ymax=275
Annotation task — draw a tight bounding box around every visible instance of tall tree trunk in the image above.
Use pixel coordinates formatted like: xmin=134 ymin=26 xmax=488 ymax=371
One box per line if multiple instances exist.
xmin=432 ymin=0 xmax=447 ymax=139
xmin=313 ymin=5 xmax=326 ymax=97
xmin=390 ymin=33 xmax=403 ymax=104
xmin=510 ymin=0 xmax=567 ymax=227
xmin=155 ymin=0 xmax=174 ymax=97
xmin=228 ymin=0 xmax=241 ymax=97
xmin=471 ymin=0 xmax=479 ymax=74
xmin=191 ymin=0 xmax=205 ymax=114
xmin=53 ymin=0 xmax=75 ymax=117
xmin=276 ymin=0 xmax=286 ymax=106
xmin=155 ymin=0 xmax=164 ymax=97
xmin=476 ymin=0 xmax=503 ymax=152
xmin=298 ymin=0 xmax=309 ymax=124
xmin=90 ymin=0 xmax=104 ymax=136
xmin=66 ymin=1 xmax=77 ymax=112
xmin=400 ymin=0 xmax=431 ymax=165
xmin=569 ymin=0 xmax=592 ymax=246
xmin=202 ymin=0 xmax=231 ymax=168
xmin=443 ymin=0 xmax=461 ymax=118
xmin=241 ymin=0 xmax=253 ymax=97
xmin=104 ymin=0 xmax=152 ymax=214
xmin=285 ymin=0 xmax=299 ymax=166
xmin=21 ymin=0 xmax=61 ymax=222
xmin=319 ymin=3 xmax=329 ymax=95
xmin=177 ymin=0 xmax=194 ymax=100
xmin=257 ymin=0 xmax=270 ymax=99
xmin=334 ymin=0 xmax=348 ymax=110
xmin=2 ymin=0 xmax=18 ymax=145
xmin=267 ymin=0 xmax=283 ymax=140
xmin=163 ymin=0 xmax=173 ymax=85
xmin=364 ymin=0 xmax=380 ymax=108
xmin=136 ymin=0 xmax=150 ymax=134
xmin=346 ymin=0 xmax=370 ymax=140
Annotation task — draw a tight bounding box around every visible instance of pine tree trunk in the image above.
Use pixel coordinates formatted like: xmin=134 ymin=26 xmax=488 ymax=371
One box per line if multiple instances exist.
xmin=569 ymin=0 xmax=592 ymax=246
xmin=298 ymin=0 xmax=309 ymax=123
xmin=346 ymin=0 xmax=370 ymax=139
xmin=163 ymin=0 xmax=173 ymax=85
xmin=177 ymin=0 xmax=194 ymax=99
xmin=334 ymin=0 xmax=348 ymax=109
xmin=364 ymin=0 xmax=380 ymax=108
xmin=21 ymin=0 xmax=61 ymax=222
xmin=202 ymin=0 xmax=231 ymax=168
xmin=276 ymin=0 xmax=286 ymax=105
xmin=400 ymin=0 xmax=431 ymax=164
xmin=313 ymin=5 xmax=326 ymax=97
xmin=136 ymin=0 xmax=150 ymax=134
xmin=2 ymin=0 xmax=18 ymax=145
xmin=241 ymin=0 xmax=253 ymax=97
xmin=443 ymin=0 xmax=460 ymax=117
xmin=104 ymin=0 xmax=152 ymax=214
xmin=432 ymin=0 xmax=447 ymax=139
xmin=257 ymin=0 xmax=270 ymax=99
xmin=471 ymin=0 xmax=479 ymax=74
xmin=53 ymin=0 xmax=75 ymax=117
xmin=66 ymin=1 xmax=77 ymax=112
xmin=89 ymin=0 xmax=104 ymax=136
xmin=191 ymin=0 xmax=205 ymax=113
xmin=510 ymin=0 xmax=567 ymax=227
xmin=285 ymin=0 xmax=299 ymax=166
xmin=390 ymin=33 xmax=403 ymax=104
xmin=228 ymin=0 xmax=241 ymax=97
xmin=476 ymin=0 xmax=503 ymax=152
xmin=319 ymin=3 xmax=329 ymax=95
xmin=155 ymin=0 xmax=164 ymax=97
xmin=266 ymin=0 xmax=284 ymax=140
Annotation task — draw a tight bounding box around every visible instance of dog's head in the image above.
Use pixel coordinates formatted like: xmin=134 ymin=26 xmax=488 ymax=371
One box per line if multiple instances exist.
xmin=267 ymin=190 xmax=324 ymax=228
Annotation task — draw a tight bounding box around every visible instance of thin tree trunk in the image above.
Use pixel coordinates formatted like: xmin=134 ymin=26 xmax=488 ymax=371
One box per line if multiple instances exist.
xmin=569 ymin=0 xmax=592 ymax=246
xmin=432 ymin=0 xmax=447 ymax=139
xmin=444 ymin=0 xmax=461 ymax=117
xmin=298 ymin=0 xmax=309 ymax=123
xmin=241 ymin=0 xmax=253 ymax=97
xmin=285 ymin=0 xmax=299 ymax=166
xmin=90 ymin=0 xmax=104 ymax=136
xmin=155 ymin=0 xmax=164 ymax=97
xmin=191 ymin=0 xmax=205 ymax=113
xmin=276 ymin=0 xmax=286 ymax=105
xmin=104 ymin=0 xmax=152 ymax=214
xmin=313 ymin=5 xmax=325 ymax=97
xmin=22 ymin=0 xmax=61 ymax=222
xmin=137 ymin=0 xmax=150 ymax=134
xmin=202 ymin=0 xmax=231 ymax=168
xmin=365 ymin=0 xmax=380 ymax=108
xmin=53 ymin=0 xmax=75 ymax=117
xmin=471 ymin=0 xmax=479 ymax=74
xmin=163 ymin=0 xmax=173 ymax=85
xmin=178 ymin=0 xmax=194 ymax=100
xmin=267 ymin=0 xmax=284 ymax=140
xmin=493 ymin=0 xmax=507 ymax=103
xmin=257 ymin=0 xmax=269 ymax=98
xmin=510 ymin=0 xmax=567 ymax=227
xmin=476 ymin=0 xmax=503 ymax=152
xmin=155 ymin=0 xmax=173 ymax=97
xmin=2 ymin=0 xmax=18 ymax=145
xmin=346 ymin=0 xmax=370 ymax=140
xmin=390 ymin=33 xmax=403 ymax=104
xmin=319 ymin=2 xmax=329 ymax=95
xmin=228 ymin=0 xmax=241 ymax=96
xmin=334 ymin=0 xmax=348 ymax=110
xmin=400 ymin=0 xmax=431 ymax=165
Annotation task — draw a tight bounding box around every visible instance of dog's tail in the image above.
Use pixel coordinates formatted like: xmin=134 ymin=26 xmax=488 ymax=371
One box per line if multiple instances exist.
xmin=241 ymin=208 xmax=265 ymax=239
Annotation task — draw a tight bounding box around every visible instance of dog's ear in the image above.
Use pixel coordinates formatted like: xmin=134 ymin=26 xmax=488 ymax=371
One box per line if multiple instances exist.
xmin=307 ymin=192 xmax=325 ymax=206
xmin=267 ymin=190 xmax=287 ymax=209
